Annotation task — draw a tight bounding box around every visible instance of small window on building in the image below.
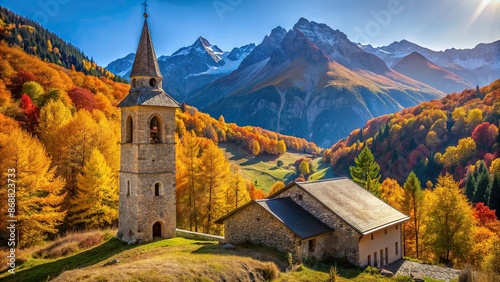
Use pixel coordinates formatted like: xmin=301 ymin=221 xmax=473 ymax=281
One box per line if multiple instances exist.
xmin=127 ymin=180 xmax=131 ymax=196
xmin=298 ymin=194 xmax=303 ymax=201
xmin=126 ymin=116 xmax=133 ymax=143
xmin=367 ymin=254 xmax=371 ymax=266
xmin=149 ymin=78 xmax=157 ymax=87
xmin=308 ymin=239 xmax=316 ymax=253
xmin=371 ymin=233 xmax=374 ymax=240
xmin=396 ymin=224 xmax=399 ymax=230
xmin=374 ymin=252 xmax=378 ymax=267
xmin=395 ymin=242 xmax=399 ymax=255
xmin=132 ymin=78 xmax=136 ymax=88
xmin=150 ymin=116 xmax=161 ymax=143
xmin=384 ymin=229 xmax=387 ymax=235
xmin=154 ymin=182 xmax=161 ymax=196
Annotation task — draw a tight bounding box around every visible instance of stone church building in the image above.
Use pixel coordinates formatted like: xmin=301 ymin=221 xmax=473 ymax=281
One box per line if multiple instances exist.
xmin=117 ymin=9 xmax=179 ymax=243
xmin=216 ymin=178 xmax=409 ymax=267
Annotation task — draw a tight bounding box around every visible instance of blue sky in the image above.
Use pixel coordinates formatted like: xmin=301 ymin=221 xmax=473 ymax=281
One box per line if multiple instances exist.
xmin=2 ymin=0 xmax=499 ymax=66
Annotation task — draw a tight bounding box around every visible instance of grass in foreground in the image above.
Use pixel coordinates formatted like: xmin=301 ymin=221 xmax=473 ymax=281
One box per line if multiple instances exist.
xmin=0 ymin=231 xmax=453 ymax=282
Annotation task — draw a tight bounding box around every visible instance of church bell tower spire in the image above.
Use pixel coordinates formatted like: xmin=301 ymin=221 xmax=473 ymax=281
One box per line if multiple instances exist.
xmin=117 ymin=3 xmax=179 ymax=243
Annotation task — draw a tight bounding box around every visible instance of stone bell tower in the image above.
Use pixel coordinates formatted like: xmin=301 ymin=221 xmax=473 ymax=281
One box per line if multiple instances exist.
xmin=117 ymin=7 xmax=179 ymax=243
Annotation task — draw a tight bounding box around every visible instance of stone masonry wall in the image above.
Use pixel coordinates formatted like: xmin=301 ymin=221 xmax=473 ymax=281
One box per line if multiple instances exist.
xmin=272 ymin=185 xmax=361 ymax=264
xmin=224 ymin=203 xmax=302 ymax=259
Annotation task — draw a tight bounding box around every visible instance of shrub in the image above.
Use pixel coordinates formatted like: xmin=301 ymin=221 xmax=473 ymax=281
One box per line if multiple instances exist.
xmin=328 ymin=265 xmax=339 ymax=282
xmin=363 ymin=266 xmax=380 ymax=275
xmin=277 ymin=160 xmax=284 ymax=167
xmin=302 ymin=256 xmax=318 ymax=268
xmin=459 ymin=265 xmax=473 ymax=282
xmin=259 ymin=262 xmax=280 ymax=280
xmin=286 ymin=252 xmax=293 ymax=269
xmin=78 ymin=233 xmax=103 ymax=249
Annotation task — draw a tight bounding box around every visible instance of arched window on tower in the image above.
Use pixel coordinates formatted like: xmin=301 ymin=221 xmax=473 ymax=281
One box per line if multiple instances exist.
xmin=127 ymin=180 xmax=131 ymax=196
xmin=154 ymin=182 xmax=161 ymax=196
xmin=126 ymin=116 xmax=133 ymax=143
xmin=149 ymin=116 xmax=161 ymax=143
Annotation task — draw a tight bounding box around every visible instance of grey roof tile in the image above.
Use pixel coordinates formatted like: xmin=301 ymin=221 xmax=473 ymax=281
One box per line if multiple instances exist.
xmin=118 ymin=88 xmax=179 ymax=108
xmin=130 ymin=19 xmax=162 ymax=78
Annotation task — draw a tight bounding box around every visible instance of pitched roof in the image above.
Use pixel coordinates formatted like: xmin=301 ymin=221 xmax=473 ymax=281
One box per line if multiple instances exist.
xmin=215 ymin=197 xmax=332 ymax=239
xmin=118 ymin=88 xmax=179 ymax=108
xmin=256 ymin=197 xmax=333 ymax=239
xmin=294 ymin=177 xmax=409 ymax=234
xmin=130 ymin=19 xmax=162 ymax=79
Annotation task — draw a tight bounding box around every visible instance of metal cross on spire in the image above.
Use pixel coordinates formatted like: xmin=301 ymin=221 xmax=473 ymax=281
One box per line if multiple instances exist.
xmin=142 ymin=0 xmax=149 ymax=18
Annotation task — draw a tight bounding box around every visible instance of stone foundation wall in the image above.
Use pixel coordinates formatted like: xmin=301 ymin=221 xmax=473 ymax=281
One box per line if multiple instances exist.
xmin=224 ymin=203 xmax=302 ymax=259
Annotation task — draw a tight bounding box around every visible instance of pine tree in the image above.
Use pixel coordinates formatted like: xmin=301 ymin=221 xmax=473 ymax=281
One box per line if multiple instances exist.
xmin=489 ymin=173 xmax=500 ymax=219
xmin=466 ymin=171 xmax=477 ymax=202
xmin=349 ymin=146 xmax=381 ymax=196
xmin=68 ymin=148 xmax=118 ymax=229
xmin=474 ymin=161 xmax=492 ymax=204
xmin=403 ymin=171 xmax=424 ymax=258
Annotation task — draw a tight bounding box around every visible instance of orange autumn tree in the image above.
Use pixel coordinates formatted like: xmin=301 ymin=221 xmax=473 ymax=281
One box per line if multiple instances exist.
xmin=0 ymin=126 xmax=65 ymax=248
xmin=380 ymin=177 xmax=404 ymax=211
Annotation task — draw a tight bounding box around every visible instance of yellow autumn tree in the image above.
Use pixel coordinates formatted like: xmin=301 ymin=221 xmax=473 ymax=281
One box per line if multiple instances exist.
xmin=0 ymin=127 xmax=66 ymax=248
xmin=226 ymin=164 xmax=250 ymax=212
xmin=62 ymin=109 xmax=119 ymax=218
xmin=269 ymin=181 xmax=285 ymax=195
xmin=424 ymin=174 xmax=476 ymax=266
xmin=402 ymin=171 xmax=424 ymax=258
xmin=68 ymin=148 xmax=118 ymax=229
xmin=380 ymin=177 xmax=404 ymax=211
xmin=199 ymin=140 xmax=230 ymax=234
xmin=176 ymin=132 xmax=202 ymax=231
xmin=38 ymin=99 xmax=73 ymax=164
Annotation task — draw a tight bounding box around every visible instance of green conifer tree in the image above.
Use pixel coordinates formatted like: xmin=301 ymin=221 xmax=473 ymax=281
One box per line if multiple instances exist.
xmin=489 ymin=173 xmax=500 ymax=218
xmin=474 ymin=161 xmax=492 ymax=204
xmin=349 ymin=145 xmax=381 ymax=196
xmin=466 ymin=171 xmax=477 ymax=201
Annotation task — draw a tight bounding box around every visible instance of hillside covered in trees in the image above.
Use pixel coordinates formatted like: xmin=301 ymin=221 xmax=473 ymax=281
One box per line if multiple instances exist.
xmin=0 ymin=6 xmax=125 ymax=82
xmin=324 ymin=80 xmax=500 ymax=215
xmin=322 ymin=80 xmax=500 ymax=273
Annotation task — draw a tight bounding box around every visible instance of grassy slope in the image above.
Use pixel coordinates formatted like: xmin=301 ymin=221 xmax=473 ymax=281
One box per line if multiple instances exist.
xmin=0 ymin=235 xmax=423 ymax=282
xmin=220 ymin=143 xmax=335 ymax=192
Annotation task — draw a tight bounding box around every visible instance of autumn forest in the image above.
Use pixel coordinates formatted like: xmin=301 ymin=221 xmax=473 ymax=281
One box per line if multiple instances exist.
xmin=0 ymin=5 xmax=499 ymax=280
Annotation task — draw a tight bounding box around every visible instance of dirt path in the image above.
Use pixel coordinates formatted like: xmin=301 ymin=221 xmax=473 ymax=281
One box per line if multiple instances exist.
xmin=385 ymin=260 xmax=460 ymax=282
